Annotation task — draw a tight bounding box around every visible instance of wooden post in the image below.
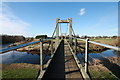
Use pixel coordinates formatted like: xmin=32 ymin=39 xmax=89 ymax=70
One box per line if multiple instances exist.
xmin=40 ymin=39 xmax=43 ymax=72
xmin=69 ymin=18 xmax=72 ymax=39
xmin=56 ymin=18 xmax=59 ymax=49
xmin=65 ymin=33 xmax=66 ymax=39
xmin=51 ymin=40 xmax=53 ymax=56
xmin=69 ymin=18 xmax=72 ymax=47
xmin=75 ymin=38 xmax=77 ymax=54
xmin=85 ymin=38 xmax=89 ymax=73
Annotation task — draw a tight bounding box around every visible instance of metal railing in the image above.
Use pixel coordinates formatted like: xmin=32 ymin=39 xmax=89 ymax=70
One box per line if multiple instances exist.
xmin=66 ymin=39 xmax=90 ymax=80
xmin=78 ymin=38 xmax=120 ymax=51
xmin=76 ymin=38 xmax=120 ymax=73
xmin=38 ymin=39 xmax=62 ymax=79
xmin=1 ymin=38 xmax=54 ymax=77
xmin=0 ymin=39 xmax=51 ymax=53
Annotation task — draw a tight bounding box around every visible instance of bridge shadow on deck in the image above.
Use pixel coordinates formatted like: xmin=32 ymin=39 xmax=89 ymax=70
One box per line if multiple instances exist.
xmin=42 ymin=40 xmax=65 ymax=80
xmin=65 ymin=70 xmax=79 ymax=74
xmin=65 ymin=56 xmax=79 ymax=74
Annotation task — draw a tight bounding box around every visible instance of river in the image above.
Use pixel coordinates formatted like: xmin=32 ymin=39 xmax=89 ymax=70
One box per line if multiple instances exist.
xmin=2 ymin=43 xmax=12 ymax=49
xmin=1 ymin=44 xmax=119 ymax=65
xmin=77 ymin=49 xmax=120 ymax=64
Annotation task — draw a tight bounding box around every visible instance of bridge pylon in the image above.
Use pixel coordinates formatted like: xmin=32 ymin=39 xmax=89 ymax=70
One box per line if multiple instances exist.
xmin=55 ymin=18 xmax=73 ymax=48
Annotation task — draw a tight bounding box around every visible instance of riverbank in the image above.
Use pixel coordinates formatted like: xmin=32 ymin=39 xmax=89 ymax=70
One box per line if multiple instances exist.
xmin=1 ymin=56 xmax=119 ymax=79
xmin=1 ymin=38 xmax=119 ymax=79
xmin=8 ymin=38 xmax=36 ymax=47
xmin=91 ymin=38 xmax=119 ymax=47
xmin=1 ymin=63 xmax=40 ymax=79
xmin=4 ymin=39 xmax=53 ymax=55
xmin=76 ymin=38 xmax=118 ymax=53
xmin=88 ymin=56 xmax=120 ymax=79
xmin=2 ymin=38 xmax=118 ymax=55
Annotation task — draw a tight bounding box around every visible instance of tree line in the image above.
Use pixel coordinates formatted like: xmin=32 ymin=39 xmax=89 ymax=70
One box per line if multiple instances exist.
xmin=1 ymin=35 xmax=25 ymax=44
xmin=80 ymin=35 xmax=119 ymax=39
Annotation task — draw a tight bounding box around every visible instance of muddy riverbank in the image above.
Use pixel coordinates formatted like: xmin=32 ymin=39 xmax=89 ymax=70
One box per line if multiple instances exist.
xmin=88 ymin=56 xmax=120 ymax=79
xmin=76 ymin=38 xmax=119 ymax=53
xmin=2 ymin=38 xmax=118 ymax=55
xmin=5 ymin=39 xmax=54 ymax=55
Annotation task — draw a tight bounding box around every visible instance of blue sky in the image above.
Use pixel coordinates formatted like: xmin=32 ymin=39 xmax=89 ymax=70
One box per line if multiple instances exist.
xmin=1 ymin=2 xmax=118 ymax=37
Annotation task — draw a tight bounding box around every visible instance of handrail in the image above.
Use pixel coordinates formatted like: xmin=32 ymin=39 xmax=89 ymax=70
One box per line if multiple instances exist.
xmin=38 ymin=39 xmax=62 ymax=79
xmin=65 ymin=39 xmax=90 ymax=80
xmin=0 ymin=38 xmax=52 ymax=53
xmin=77 ymin=38 xmax=120 ymax=51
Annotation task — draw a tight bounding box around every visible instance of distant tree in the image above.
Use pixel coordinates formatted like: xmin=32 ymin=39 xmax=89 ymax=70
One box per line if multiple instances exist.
xmin=96 ymin=36 xmax=102 ymax=38
xmin=112 ymin=36 xmax=117 ymax=39
xmin=76 ymin=34 xmax=80 ymax=38
xmin=103 ymin=36 xmax=108 ymax=38
xmin=81 ymin=35 xmax=88 ymax=39
xmin=2 ymin=35 xmax=25 ymax=44
xmin=35 ymin=35 xmax=47 ymax=39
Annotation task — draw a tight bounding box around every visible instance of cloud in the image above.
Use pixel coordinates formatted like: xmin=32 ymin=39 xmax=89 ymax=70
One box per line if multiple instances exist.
xmin=0 ymin=3 xmax=30 ymax=36
xmin=79 ymin=8 xmax=85 ymax=16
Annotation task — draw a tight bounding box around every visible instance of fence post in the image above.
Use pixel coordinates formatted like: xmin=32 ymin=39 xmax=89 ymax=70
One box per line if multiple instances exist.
xmin=75 ymin=38 xmax=77 ymax=54
xmin=51 ymin=40 xmax=53 ymax=56
xmin=40 ymin=39 xmax=43 ymax=72
xmin=85 ymin=38 xmax=89 ymax=73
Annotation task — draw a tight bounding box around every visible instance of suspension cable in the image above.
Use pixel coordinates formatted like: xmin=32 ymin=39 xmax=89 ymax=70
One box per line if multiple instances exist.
xmin=51 ymin=25 xmax=57 ymax=38
xmin=59 ymin=23 xmax=62 ymax=35
xmin=52 ymin=23 xmax=76 ymax=38
xmin=72 ymin=27 xmax=76 ymax=37
xmin=66 ymin=23 xmax=68 ymax=35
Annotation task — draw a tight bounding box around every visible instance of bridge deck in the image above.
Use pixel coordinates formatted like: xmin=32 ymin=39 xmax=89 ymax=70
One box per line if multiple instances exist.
xmin=65 ymin=44 xmax=82 ymax=79
xmin=40 ymin=40 xmax=83 ymax=79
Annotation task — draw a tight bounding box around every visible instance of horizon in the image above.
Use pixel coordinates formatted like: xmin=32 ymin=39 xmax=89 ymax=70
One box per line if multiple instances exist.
xmin=1 ymin=34 xmax=119 ymax=38
xmin=1 ymin=2 xmax=118 ymax=37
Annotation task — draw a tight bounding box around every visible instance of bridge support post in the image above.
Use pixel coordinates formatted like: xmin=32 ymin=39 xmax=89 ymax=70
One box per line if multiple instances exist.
xmin=51 ymin=40 xmax=53 ymax=56
xmin=85 ymin=38 xmax=89 ymax=73
xmin=55 ymin=18 xmax=59 ymax=49
xmin=40 ymin=39 xmax=43 ymax=72
xmin=69 ymin=18 xmax=72 ymax=47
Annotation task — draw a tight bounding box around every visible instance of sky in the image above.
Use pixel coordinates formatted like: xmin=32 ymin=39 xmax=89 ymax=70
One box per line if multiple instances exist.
xmin=0 ymin=2 xmax=118 ymax=37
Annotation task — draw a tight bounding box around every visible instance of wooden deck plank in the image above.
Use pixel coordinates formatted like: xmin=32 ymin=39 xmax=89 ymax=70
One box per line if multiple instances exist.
xmin=40 ymin=40 xmax=83 ymax=79
xmin=65 ymin=45 xmax=83 ymax=79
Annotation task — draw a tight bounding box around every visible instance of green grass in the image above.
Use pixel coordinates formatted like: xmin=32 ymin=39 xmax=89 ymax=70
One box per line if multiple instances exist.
xmin=2 ymin=68 xmax=39 ymax=79
xmin=90 ymin=38 xmax=116 ymax=41
xmin=0 ymin=70 xmax=2 ymax=79
xmin=76 ymin=38 xmax=116 ymax=42
xmin=89 ymin=69 xmax=117 ymax=79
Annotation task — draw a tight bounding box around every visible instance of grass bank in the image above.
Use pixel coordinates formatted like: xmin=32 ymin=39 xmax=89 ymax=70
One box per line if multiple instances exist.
xmin=2 ymin=68 xmax=38 ymax=79
xmin=88 ymin=57 xmax=120 ymax=79
xmin=2 ymin=63 xmax=40 ymax=79
xmin=90 ymin=38 xmax=118 ymax=47
xmin=76 ymin=38 xmax=118 ymax=53
xmin=89 ymin=68 xmax=117 ymax=79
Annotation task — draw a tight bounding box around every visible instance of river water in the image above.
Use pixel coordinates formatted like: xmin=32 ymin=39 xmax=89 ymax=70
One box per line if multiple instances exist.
xmin=77 ymin=49 xmax=120 ymax=64
xmin=0 ymin=50 xmax=51 ymax=64
xmin=1 ymin=44 xmax=119 ymax=64
xmin=0 ymin=43 xmax=52 ymax=64
xmin=2 ymin=43 xmax=12 ymax=49
xmin=0 ymin=51 xmax=40 ymax=64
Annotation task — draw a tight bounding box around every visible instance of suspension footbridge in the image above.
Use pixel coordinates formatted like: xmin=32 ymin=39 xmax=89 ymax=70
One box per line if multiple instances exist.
xmin=1 ymin=18 xmax=120 ymax=80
